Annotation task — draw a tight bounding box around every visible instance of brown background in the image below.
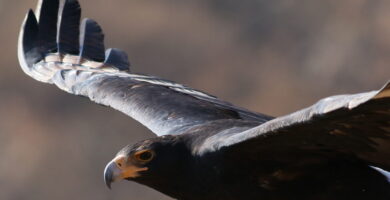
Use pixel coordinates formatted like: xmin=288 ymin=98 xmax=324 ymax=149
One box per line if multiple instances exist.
xmin=0 ymin=0 xmax=389 ymax=199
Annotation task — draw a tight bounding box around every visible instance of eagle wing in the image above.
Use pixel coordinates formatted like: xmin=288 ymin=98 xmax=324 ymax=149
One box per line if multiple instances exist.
xmin=18 ymin=0 xmax=272 ymax=136
xmin=196 ymin=82 xmax=390 ymax=170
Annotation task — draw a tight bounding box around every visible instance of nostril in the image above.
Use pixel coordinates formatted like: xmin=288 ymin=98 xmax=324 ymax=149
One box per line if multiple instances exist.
xmin=114 ymin=157 xmax=126 ymax=168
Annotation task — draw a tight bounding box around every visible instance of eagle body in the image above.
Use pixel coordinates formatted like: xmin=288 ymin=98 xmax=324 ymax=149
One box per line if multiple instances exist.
xmin=18 ymin=0 xmax=390 ymax=199
xmin=126 ymin=120 xmax=390 ymax=200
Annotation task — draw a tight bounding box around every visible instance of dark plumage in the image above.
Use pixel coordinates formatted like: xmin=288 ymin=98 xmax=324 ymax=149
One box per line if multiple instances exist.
xmin=36 ymin=0 xmax=59 ymax=53
xmin=104 ymin=48 xmax=130 ymax=71
xmin=57 ymin=0 xmax=81 ymax=55
xmin=79 ymin=18 xmax=105 ymax=62
xmin=19 ymin=0 xmax=390 ymax=200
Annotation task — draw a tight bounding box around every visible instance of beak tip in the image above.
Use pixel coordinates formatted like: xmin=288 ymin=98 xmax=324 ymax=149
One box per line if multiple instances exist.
xmin=104 ymin=161 xmax=115 ymax=190
xmin=105 ymin=182 xmax=112 ymax=190
xmin=104 ymin=175 xmax=112 ymax=189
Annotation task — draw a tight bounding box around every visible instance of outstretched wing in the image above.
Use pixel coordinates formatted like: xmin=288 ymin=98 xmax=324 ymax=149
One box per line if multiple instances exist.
xmin=197 ymin=82 xmax=390 ymax=170
xmin=18 ymin=0 xmax=272 ymax=136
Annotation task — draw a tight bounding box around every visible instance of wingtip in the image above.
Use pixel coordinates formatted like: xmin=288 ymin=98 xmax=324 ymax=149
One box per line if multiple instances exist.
xmin=104 ymin=48 xmax=130 ymax=71
xmin=35 ymin=0 xmax=60 ymax=19
xmin=21 ymin=9 xmax=39 ymax=51
xmin=18 ymin=9 xmax=40 ymax=73
xmin=19 ymin=0 xmax=130 ymax=75
xmin=57 ymin=0 xmax=81 ymax=55
xmin=374 ymin=80 xmax=390 ymax=99
xmin=27 ymin=8 xmax=36 ymax=19
xmin=384 ymin=80 xmax=390 ymax=88
xmin=18 ymin=0 xmax=60 ymax=77
xmin=79 ymin=18 xmax=106 ymax=62
xmin=36 ymin=0 xmax=60 ymax=54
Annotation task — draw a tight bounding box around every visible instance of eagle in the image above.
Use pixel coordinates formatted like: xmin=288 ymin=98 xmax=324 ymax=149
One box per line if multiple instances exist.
xmin=18 ymin=0 xmax=389 ymax=199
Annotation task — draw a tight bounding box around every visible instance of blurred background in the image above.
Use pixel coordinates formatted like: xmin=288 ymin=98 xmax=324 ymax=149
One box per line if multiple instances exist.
xmin=0 ymin=0 xmax=389 ymax=199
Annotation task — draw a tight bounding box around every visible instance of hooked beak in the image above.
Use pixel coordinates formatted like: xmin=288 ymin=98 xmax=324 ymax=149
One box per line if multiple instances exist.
xmin=103 ymin=156 xmax=148 ymax=189
xmin=104 ymin=161 xmax=118 ymax=189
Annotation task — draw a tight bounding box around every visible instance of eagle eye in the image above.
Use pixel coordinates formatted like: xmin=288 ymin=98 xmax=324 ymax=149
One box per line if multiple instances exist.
xmin=134 ymin=150 xmax=154 ymax=162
